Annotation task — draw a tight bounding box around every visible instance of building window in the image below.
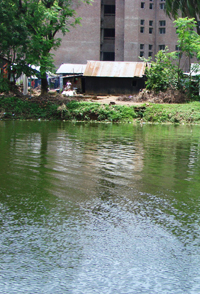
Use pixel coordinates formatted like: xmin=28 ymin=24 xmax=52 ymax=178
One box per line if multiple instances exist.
xmin=149 ymin=20 xmax=153 ymax=26
xmin=149 ymin=3 xmax=153 ymax=9
xmin=140 ymin=19 xmax=145 ymax=25
xmin=159 ymin=20 xmax=166 ymax=26
xmin=140 ymin=44 xmax=144 ymax=49
xmin=140 ymin=51 xmax=144 ymax=57
xmin=159 ymin=45 xmax=165 ymax=50
xmin=141 ymin=2 xmax=145 ymax=8
xmin=160 ymin=3 xmax=165 ymax=9
xmin=175 ymin=45 xmax=181 ymax=51
xmin=149 ymin=28 xmax=153 ymax=34
xmin=159 ymin=28 xmax=166 ymax=34
xmin=140 ymin=27 xmax=144 ymax=33
xmin=149 ymin=44 xmax=153 ymax=50
xmin=104 ymin=5 xmax=115 ymax=15
xmin=148 ymin=52 xmax=152 ymax=57
xmin=103 ymin=52 xmax=115 ymax=61
xmin=104 ymin=28 xmax=115 ymax=39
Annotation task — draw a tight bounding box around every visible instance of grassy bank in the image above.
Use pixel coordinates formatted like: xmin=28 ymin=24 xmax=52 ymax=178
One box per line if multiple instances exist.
xmin=1 ymin=96 xmax=200 ymax=123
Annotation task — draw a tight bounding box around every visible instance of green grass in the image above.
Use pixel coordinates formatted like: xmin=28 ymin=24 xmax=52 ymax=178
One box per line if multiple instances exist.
xmin=1 ymin=96 xmax=200 ymax=123
xmin=0 ymin=96 xmax=59 ymax=120
xmin=55 ymin=101 xmax=137 ymax=122
xmin=142 ymin=102 xmax=200 ymax=124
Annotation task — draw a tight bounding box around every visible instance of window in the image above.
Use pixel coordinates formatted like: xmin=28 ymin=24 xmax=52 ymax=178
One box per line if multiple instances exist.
xmin=103 ymin=52 xmax=115 ymax=61
xmin=160 ymin=3 xmax=165 ymax=9
xmin=104 ymin=29 xmax=115 ymax=39
xmin=175 ymin=45 xmax=181 ymax=51
xmin=159 ymin=20 xmax=166 ymax=26
xmin=159 ymin=45 xmax=165 ymax=50
xmin=149 ymin=20 xmax=153 ymax=26
xmin=149 ymin=3 xmax=153 ymax=9
xmin=140 ymin=19 xmax=145 ymax=25
xmin=149 ymin=44 xmax=153 ymax=50
xmin=140 ymin=27 xmax=144 ymax=33
xmin=148 ymin=52 xmax=152 ymax=57
xmin=141 ymin=2 xmax=145 ymax=8
xmin=104 ymin=5 xmax=115 ymax=15
xmin=159 ymin=28 xmax=166 ymax=34
xmin=140 ymin=51 xmax=144 ymax=57
xmin=140 ymin=44 xmax=144 ymax=49
xmin=149 ymin=27 xmax=153 ymax=34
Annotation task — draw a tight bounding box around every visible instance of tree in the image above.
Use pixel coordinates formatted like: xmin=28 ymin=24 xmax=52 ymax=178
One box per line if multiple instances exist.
xmin=165 ymin=0 xmax=200 ymax=34
xmin=0 ymin=0 xmax=92 ymax=95
xmin=0 ymin=1 xmax=32 ymax=79
xmin=143 ymin=48 xmax=180 ymax=93
xmin=174 ymin=17 xmax=200 ymax=97
xmin=174 ymin=18 xmax=200 ymax=70
xmin=142 ymin=18 xmax=200 ymax=99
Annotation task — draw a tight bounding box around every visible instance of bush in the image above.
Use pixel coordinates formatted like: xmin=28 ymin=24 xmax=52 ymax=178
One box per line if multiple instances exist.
xmin=0 ymin=76 xmax=10 ymax=93
xmin=145 ymin=49 xmax=180 ymax=93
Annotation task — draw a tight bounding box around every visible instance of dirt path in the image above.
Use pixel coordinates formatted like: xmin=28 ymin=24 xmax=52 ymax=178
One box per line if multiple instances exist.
xmin=88 ymin=95 xmax=143 ymax=106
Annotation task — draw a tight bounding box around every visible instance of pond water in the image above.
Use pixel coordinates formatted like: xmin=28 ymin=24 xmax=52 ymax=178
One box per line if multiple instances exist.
xmin=0 ymin=121 xmax=200 ymax=293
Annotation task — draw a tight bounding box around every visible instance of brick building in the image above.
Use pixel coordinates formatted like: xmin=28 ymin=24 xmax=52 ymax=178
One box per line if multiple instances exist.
xmin=54 ymin=0 xmax=180 ymax=69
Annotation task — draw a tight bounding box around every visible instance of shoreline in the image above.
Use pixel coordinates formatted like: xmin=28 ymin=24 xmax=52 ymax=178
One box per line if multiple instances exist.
xmin=1 ymin=95 xmax=200 ymax=124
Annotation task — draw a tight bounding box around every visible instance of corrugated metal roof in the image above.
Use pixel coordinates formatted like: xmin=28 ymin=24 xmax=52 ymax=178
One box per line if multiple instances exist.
xmin=56 ymin=63 xmax=86 ymax=74
xmin=83 ymin=61 xmax=147 ymax=78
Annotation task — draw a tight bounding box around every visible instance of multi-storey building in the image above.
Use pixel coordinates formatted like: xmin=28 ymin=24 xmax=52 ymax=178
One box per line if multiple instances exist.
xmin=54 ymin=0 xmax=180 ymax=68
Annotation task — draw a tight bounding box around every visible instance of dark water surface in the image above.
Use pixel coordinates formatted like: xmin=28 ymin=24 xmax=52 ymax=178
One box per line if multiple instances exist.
xmin=0 ymin=121 xmax=200 ymax=293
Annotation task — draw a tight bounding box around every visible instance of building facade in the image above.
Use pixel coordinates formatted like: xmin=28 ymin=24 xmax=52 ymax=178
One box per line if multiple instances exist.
xmin=54 ymin=0 xmax=179 ymax=68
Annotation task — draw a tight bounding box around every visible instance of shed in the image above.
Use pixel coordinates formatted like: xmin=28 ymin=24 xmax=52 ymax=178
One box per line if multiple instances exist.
xmin=56 ymin=63 xmax=86 ymax=92
xmin=82 ymin=61 xmax=147 ymax=95
xmin=56 ymin=63 xmax=86 ymax=75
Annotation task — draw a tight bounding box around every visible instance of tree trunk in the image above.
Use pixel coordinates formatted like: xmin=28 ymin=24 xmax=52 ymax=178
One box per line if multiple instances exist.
xmin=41 ymin=73 xmax=48 ymax=95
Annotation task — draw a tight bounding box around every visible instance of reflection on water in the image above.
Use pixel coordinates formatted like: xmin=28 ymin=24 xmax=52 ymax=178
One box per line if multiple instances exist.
xmin=1 ymin=121 xmax=200 ymax=293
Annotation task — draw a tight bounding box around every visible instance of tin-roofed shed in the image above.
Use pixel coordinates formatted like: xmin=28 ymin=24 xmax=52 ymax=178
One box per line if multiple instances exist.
xmin=56 ymin=63 xmax=87 ymax=92
xmin=56 ymin=63 xmax=86 ymax=74
xmin=82 ymin=61 xmax=147 ymax=95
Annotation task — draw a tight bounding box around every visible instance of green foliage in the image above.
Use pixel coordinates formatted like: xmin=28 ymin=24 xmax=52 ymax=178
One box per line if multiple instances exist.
xmin=62 ymin=102 xmax=137 ymax=122
xmin=174 ymin=18 xmax=200 ymax=60
xmin=0 ymin=97 xmax=59 ymax=119
xmin=0 ymin=98 xmax=137 ymax=122
xmin=173 ymin=18 xmax=200 ymax=97
xmin=0 ymin=0 xmax=92 ymax=92
xmin=142 ymin=18 xmax=200 ymax=98
xmin=144 ymin=48 xmax=180 ymax=92
xmin=0 ymin=1 xmax=29 ymax=75
xmin=165 ymin=0 xmax=200 ymax=34
xmin=142 ymin=102 xmax=200 ymax=123
xmin=0 ymin=75 xmax=10 ymax=93
xmin=2 ymin=97 xmax=200 ymax=124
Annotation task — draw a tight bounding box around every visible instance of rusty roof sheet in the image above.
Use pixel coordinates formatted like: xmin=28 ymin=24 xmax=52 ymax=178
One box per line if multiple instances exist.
xmin=56 ymin=63 xmax=87 ymax=74
xmin=83 ymin=61 xmax=147 ymax=78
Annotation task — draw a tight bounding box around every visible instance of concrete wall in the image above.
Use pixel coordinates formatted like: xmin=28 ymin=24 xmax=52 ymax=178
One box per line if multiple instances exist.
xmin=115 ymin=0 xmax=124 ymax=61
xmin=53 ymin=0 xmax=101 ymax=68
